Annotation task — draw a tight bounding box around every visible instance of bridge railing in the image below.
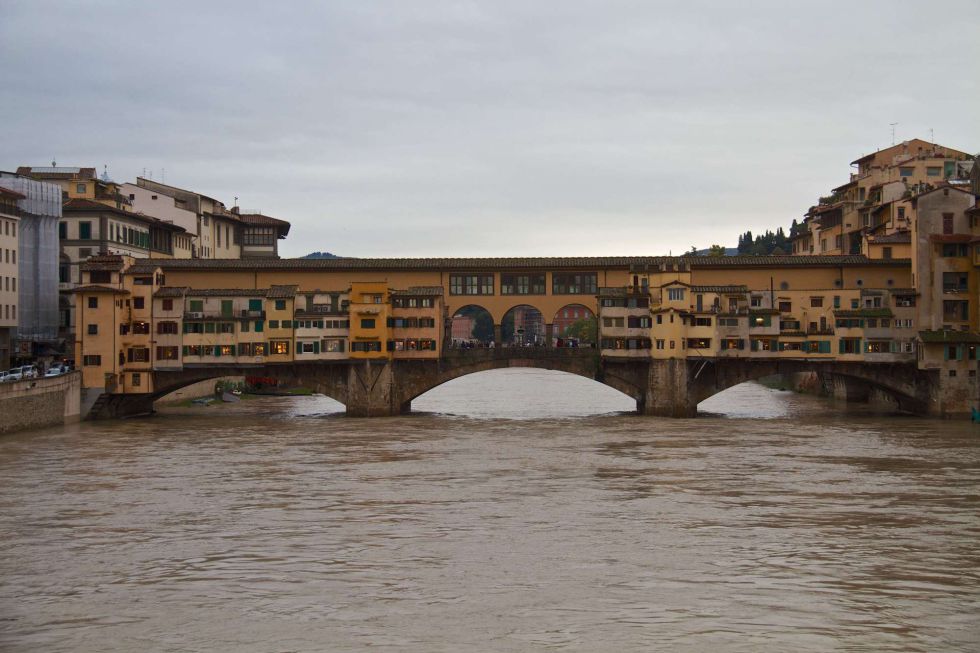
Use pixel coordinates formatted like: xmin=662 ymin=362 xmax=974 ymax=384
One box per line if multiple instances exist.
xmin=443 ymin=346 xmax=597 ymax=362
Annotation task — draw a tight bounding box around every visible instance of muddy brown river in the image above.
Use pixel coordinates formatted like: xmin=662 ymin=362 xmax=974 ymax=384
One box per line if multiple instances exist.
xmin=1 ymin=370 xmax=978 ymax=651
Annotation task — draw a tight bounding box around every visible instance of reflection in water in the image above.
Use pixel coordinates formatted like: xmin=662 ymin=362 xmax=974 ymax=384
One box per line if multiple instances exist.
xmin=1 ymin=370 xmax=978 ymax=652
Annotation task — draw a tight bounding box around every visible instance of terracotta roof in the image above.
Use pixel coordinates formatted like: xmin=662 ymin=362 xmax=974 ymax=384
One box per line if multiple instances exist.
xmin=184 ymin=288 xmax=269 ymax=297
xmin=390 ymin=286 xmax=444 ymax=297
xmin=238 ymin=212 xmax=291 ymax=235
xmin=268 ymin=284 xmax=298 ymax=299
xmin=0 ymin=186 xmax=25 ymax=200
xmin=123 ymin=254 xmax=909 ymax=275
xmin=80 ymin=255 xmax=126 ymax=272
xmin=918 ymin=330 xmax=980 ymax=344
xmin=690 ymin=285 xmax=748 ymax=294
xmin=71 ymin=284 xmax=129 ymax=295
xmin=869 ymin=232 xmax=911 ymax=244
xmin=153 ymin=287 xmax=189 ymax=298
xmin=17 ymin=166 xmax=96 ymax=179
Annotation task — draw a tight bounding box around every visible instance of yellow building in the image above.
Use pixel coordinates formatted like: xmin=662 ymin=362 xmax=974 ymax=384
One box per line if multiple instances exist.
xmin=0 ymin=186 xmax=22 ymax=369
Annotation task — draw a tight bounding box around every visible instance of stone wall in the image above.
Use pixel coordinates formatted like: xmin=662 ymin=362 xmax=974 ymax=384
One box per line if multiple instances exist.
xmin=0 ymin=371 xmax=81 ymax=435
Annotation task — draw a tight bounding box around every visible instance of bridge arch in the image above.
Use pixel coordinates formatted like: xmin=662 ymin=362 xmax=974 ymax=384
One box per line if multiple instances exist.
xmin=501 ymin=304 xmax=545 ymax=346
xmin=393 ymin=350 xmax=644 ymax=411
xmin=689 ymin=358 xmax=933 ymax=415
xmin=552 ymin=303 xmax=596 ymax=346
xmin=449 ymin=304 xmax=495 ymax=345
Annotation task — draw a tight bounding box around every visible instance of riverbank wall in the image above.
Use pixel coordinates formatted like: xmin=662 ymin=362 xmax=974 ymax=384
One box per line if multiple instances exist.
xmin=0 ymin=372 xmax=81 ymax=435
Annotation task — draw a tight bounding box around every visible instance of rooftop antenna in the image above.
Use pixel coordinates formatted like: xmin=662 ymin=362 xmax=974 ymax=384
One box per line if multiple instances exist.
xmin=890 ymin=122 xmax=898 ymax=145
xmin=929 ymin=127 xmax=934 ymax=143
xmin=234 ymin=196 xmax=239 ymax=207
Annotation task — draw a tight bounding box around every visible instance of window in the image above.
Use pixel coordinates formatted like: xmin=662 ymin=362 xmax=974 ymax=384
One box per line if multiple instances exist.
xmin=156 ymin=346 xmax=179 ymax=360
xmin=268 ymin=320 xmax=279 ymax=329
xmin=86 ymin=296 xmax=98 ymax=309
xmin=58 ymin=222 xmax=67 ymax=239
xmin=82 ymin=355 xmax=101 ymax=366
xmin=810 ymin=297 xmax=823 ymax=308
xmin=667 ymin=288 xmax=685 ymax=301
xmin=323 ymin=339 xmax=345 ymax=353
xmin=450 ymin=274 xmax=494 ymax=295
xmin=927 ymin=166 xmax=941 ymax=177
xmin=132 ymin=297 xmax=144 ymax=310
xmin=898 ymin=167 xmax=914 ymax=177
xmin=552 ymin=273 xmax=597 ymax=295
xmin=127 ymin=347 xmax=150 ymax=362
xmin=157 ymin=321 xmax=179 ymax=334
xmin=79 ymin=222 xmax=92 ymax=240
xmin=361 ymin=318 xmax=376 ymax=329
xmin=271 ymin=341 xmax=290 ymax=355
xmin=87 ymin=324 xmax=98 ymax=335
xmin=501 ymin=273 xmax=546 ymax=295
xmin=942 ymin=213 xmax=954 ymax=235
xmin=189 ymin=300 xmax=204 ymax=313
xmin=351 ymin=341 xmax=383 ymax=352
xmin=778 ymin=301 xmax=792 ymax=313
xmin=162 ymin=299 xmax=174 ymax=311
xmin=275 ymin=300 xmax=286 ymax=310
xmin=897 ymin=207 xmax=906 ymax=220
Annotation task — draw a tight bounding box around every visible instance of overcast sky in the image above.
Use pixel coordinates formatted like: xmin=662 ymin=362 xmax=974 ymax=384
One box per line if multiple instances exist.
xmin=1 ymin=1 xmax=978 ymax=258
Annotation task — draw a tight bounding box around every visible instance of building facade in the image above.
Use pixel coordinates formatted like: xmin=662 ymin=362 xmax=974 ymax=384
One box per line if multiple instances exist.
xmin=0 ymin=187 xmax=22 ymax=369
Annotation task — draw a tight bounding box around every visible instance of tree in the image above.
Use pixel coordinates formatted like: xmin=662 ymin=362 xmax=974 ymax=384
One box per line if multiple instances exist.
xmin=707 ymin=244 xmax=726 ymax=257
xmin=687 ymin=245 xmax=700 ymax=255
xmin=563 ymin=317 xmax=597 ymax=343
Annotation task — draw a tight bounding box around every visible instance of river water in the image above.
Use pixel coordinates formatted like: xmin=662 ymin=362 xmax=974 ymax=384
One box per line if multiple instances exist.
xmin=1 ymin=369 xmax=978 ymax=652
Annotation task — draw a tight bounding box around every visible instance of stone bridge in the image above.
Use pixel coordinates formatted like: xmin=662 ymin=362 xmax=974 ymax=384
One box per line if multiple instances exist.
xmin=88 ymin=348 xmax=944 ymax=419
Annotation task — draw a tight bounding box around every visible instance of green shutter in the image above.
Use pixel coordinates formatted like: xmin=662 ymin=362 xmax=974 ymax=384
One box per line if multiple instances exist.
xmin=255 ymin=321 xmax=264 ymax=333
xmin=182 ymin=345 xmax=189 ymax=356
xmin=248 ymin=299 xmax=262 ymax=311
xmin=313 ymin=341 xmax=320 ymax=354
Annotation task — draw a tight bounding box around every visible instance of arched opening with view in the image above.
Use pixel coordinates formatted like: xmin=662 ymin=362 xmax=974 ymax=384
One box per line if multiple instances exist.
xmin=411 ymin=367 xmax=636 ymax=418
xmin=502 ymin=305 xmax=545 ymax=346
xmin=552 ymin=304 xmax=596 ymax=348
xmin=450 ymin=305 xmax=495 ymax=346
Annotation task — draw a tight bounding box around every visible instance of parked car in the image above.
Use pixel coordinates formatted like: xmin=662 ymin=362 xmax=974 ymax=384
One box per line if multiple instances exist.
xmin=7 ymin=368 xmax=23 ymax=381
xmin=20 ymin=365 xmax=39 ymax=379
xmin=0 ymin=370 xmax=10 ymax=383
xmin=44 ymin=365 xmax=65 ymax=378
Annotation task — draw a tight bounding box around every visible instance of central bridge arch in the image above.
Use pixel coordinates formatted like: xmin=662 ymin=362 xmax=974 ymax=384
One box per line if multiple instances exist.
xmin=391 ymin=349 xmax=646 ymax=412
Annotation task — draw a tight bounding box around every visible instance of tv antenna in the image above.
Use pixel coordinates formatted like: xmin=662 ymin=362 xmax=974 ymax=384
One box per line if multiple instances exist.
xmin=889 ymin=122 xmax=898 ymax=145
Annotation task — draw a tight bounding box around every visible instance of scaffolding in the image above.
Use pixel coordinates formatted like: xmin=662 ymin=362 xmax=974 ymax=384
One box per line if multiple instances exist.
xmin=0 ymin=173 xmax=62 ymax=345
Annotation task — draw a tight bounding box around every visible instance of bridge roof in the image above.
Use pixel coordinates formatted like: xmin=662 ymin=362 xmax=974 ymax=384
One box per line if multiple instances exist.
xmin=390 ymin=286 xmax=444 ymax=296
xmin=125 ymin=255 xmax=908 ymax=274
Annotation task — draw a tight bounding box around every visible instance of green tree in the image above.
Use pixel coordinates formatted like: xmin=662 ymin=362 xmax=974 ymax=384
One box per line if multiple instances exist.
xmin=563 ymin=317 xmax=597 ymax=343
xmin=707 ymin=244 xmax=726 ymax=257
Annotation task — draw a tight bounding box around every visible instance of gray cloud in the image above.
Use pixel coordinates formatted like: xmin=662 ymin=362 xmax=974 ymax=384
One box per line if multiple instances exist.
xmin=2 ymin=0 xmax=978 ymax=257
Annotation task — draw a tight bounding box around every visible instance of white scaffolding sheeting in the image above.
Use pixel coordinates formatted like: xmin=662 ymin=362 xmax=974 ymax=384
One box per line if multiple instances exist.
xmin=0 ymin=175 xmax=62 ymax=342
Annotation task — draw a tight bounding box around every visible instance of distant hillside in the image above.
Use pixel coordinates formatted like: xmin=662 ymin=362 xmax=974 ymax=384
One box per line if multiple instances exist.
xmin=692 ymin=247 xmax=738 ymax=256
xmin=301 ymin=251 xmax=342 ymax=259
